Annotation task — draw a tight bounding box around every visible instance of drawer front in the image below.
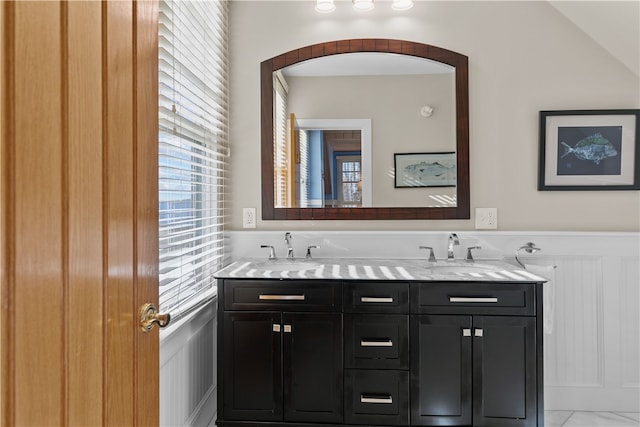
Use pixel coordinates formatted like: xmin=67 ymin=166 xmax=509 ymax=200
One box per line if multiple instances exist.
xmin=345 ymin=314 xmax=409 ymax=370
xmin=412 ymin=283 xmax=535 ymax=315
xmin=345 ymin=369 xmax=409 ymax=426
xmin=344 ymin=282 xmax=409 ymax=313
xmin=223 ymin=280 xmax=341 ymax=311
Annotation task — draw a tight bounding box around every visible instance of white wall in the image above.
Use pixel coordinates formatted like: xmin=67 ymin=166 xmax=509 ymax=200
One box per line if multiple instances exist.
xmin=228 ymin=0 xmax=639 ymax=231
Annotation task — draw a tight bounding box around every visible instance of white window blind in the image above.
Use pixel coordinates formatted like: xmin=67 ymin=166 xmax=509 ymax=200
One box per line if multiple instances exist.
xmin=158 ymin=0 xmax=229 ymax=320
xmin=273 ymin=72 xmax=288 ymax=208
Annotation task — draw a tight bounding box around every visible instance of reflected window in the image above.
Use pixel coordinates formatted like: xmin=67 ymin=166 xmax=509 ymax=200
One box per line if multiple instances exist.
xmin=337 ymin=156 xmax=362 ymax=207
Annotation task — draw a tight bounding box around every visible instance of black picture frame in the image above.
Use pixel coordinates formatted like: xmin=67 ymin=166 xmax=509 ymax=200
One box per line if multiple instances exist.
xmin=394 ymin=152 xmax=456 ymax=188
xmin=538 ymin=109 xmax=640 ymax=191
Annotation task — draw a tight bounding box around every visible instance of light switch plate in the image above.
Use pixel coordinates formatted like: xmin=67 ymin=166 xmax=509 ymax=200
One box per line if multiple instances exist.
xmin=475 ymin=207 xmax=498 ymax=229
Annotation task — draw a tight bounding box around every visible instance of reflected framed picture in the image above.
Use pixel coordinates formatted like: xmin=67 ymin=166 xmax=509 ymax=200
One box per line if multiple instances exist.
xmin=538 ymin=109 xmax=640 ymax=190
xmin=394 ymin=152 xmax=457 ymax=188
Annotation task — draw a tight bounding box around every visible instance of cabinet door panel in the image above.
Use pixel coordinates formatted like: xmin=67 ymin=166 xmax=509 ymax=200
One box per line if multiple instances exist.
xmin=411 ymin=315 xmax=472 ymax=426
xmin=283 ymin=312 xmax=343 ymax=423
xmin=473 ymin=316 xmax=537 ymax=427
xmin=222 ymin=312 xmax=282 ymax=421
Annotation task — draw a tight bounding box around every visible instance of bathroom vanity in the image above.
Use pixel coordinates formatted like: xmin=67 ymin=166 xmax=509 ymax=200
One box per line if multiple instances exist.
xmin=214 ymin=259 xmax=545 ymax=427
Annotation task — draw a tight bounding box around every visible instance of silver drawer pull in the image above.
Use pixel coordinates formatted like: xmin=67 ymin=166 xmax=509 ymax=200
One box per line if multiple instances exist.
xmin=360 ymin=296 xmax=394 ymax=303
xmin=259 ymin=294 xmax=305 ymax=301
xmin=449 ymin=297 xmax=498 ymax=303
xmin=361 ymin=339 xmax=393 ymax=347
xmin=360 ymin=395 xmax=393 ymax=404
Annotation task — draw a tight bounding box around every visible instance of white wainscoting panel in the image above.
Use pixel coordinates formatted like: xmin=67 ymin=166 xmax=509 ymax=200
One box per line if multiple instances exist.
xmin=620 ymin=256 xmax=640 ymax=389
xmin=225 ymin=230 xmax=639 ymax=412
xmin=543 ymin=256 xmax=604 ymax=388
xmin=160 ymin=299 xmax=217 ymax=427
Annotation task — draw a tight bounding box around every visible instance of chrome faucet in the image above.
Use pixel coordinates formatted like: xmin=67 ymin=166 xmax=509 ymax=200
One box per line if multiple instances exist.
xmin=285 ymin=232 xmax=294 ymax=259
xmin=447 ymin=233 xmax=460 ymax=260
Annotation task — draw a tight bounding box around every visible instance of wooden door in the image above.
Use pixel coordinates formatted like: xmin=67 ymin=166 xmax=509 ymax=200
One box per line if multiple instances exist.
xmin=1 ymin=1 xmax=159 ymax=425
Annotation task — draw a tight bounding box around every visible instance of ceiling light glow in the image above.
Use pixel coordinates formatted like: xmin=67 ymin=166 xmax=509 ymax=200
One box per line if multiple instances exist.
xmin=392 ymin=0 xmax=414 ymax=11
xmin=352 ymin=0 xmax=375 ymax=12
xmin=315 ymin=0 xmax=336 ymax=13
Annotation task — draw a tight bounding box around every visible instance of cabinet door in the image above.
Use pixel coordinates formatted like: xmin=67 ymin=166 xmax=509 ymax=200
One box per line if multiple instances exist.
xmin=222 ymin=312 xmax=282 ymax=421
xmin=411 ymin=315 xmax=472 ymax=426
xmin=283 ymin=312 xmax=343 ymax=423
xmin=473 ymin=316 xmax=537 ymax=427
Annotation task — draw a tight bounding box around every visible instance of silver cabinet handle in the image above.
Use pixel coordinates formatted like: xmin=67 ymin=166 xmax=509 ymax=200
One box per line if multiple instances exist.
xmin=360 ymin=339 xmax=393 ymax=347
xmin=259 ymin=294 xmax=305 ymax=301
xmin=273 ymin=324 xmax=281 ymax=333
xmin=475 ymin=328 xmax=483 ymax=337
xmin=361 ymin=395 xmax=393 ymax=404
xmin=360 ymin=296 xmax=394 ymax=303
xmin=284 ymin=324 xmax=292 ymax=333
xmin=449 ymin=297 xmax=498 ymax=303
xmin=462 ymin=328 xmax=471 ymax=337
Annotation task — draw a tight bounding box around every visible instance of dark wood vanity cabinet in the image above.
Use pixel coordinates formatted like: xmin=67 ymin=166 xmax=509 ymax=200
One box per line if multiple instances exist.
xmin=217 ymin=279 xmax=543 ymax=427
xmin=410 ymin=283 xmax=540 ymax=427
xmin=220 ymin=280 xmax=343 ymax=424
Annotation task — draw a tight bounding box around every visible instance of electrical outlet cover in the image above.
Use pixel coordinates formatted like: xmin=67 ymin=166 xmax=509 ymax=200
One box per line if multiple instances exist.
xmin=243 ymin=207 xmax=256 ymax=228
xmin=475 ymin=207 xmax=498 ymax=229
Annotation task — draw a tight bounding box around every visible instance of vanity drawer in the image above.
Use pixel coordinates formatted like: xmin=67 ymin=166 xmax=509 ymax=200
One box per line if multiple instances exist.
xmin=345 ymin=314 xmax=409 ymax=370
xmin=412 ymin=283 xmax=535 ymax=316
xmin=344 ymin=282 xmax=409 ymax=313
xmin=345 ymin=369 xmax=409 ymax=426
xmin=222 ymin=280 xmax=341 ymax=311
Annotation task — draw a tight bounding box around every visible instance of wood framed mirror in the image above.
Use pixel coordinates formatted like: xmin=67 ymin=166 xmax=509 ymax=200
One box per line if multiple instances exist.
xmin=261 ymin=39 xmax=469 ymax=220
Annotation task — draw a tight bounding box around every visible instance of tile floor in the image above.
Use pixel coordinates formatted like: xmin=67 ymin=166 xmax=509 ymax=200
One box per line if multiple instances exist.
xmin=546 ymin=411 xmax=640 ymax=426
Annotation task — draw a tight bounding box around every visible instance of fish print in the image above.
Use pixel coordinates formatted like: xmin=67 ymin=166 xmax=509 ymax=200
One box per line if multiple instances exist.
xmin=404 ymin=161 xmax=455 ymax=182
xmin=560 ymin=133 xmax=618 ymax=165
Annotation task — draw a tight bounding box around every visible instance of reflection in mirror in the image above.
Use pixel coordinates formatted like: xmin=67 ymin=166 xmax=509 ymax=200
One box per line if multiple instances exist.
xmin=291 ymin=119 xmax=373 ymax=208
xmin=261 ymin=39 xmax=470 ymax=220
xmin=280 ymin=53 xmax=456 ymax=208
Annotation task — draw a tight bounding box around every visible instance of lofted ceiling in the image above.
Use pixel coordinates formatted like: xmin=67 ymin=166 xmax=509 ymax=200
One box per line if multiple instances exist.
xmin=549 ymin=1 xmax=639 ymax=77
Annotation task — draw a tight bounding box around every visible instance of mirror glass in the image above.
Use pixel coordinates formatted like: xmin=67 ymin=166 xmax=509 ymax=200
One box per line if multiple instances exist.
xmin=261 ymin=39 xmax=470 ymax=220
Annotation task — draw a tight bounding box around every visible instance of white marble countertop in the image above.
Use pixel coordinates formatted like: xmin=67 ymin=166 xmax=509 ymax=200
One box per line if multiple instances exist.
xmin=214 ymin=257 xmax=547 ymax=283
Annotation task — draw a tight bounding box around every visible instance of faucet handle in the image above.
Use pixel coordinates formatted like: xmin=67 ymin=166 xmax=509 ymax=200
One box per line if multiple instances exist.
xmin=305 ymin=245 xmax=320 ymax=260
xmin=419 ymin=246 xmax=437 ymax=262
xmin=466 ymin=246 xmax=481 ymax=262
xmin=260 ymin=245 xmax=277 ymax=260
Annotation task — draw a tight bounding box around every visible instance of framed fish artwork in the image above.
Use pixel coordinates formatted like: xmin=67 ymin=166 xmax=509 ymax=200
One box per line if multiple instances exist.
xmin=394 ymin=152 xmax=457 ymax=188
xmin=538 ymin=109 xmax=640 ymax=190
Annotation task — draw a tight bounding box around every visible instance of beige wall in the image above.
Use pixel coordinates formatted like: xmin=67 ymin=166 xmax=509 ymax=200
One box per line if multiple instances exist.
xmin=229 ymin=0 xmax=639 ymax=231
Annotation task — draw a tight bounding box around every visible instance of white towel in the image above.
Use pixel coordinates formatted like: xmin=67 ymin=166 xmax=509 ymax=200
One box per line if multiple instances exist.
xmin=525 ymin=264 xmax=556 ymax=335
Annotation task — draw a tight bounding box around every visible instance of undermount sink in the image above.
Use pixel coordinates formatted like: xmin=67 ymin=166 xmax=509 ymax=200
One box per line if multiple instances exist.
xmin=249 ymin=259 xmax=321 ymax=272
xmin=424 ymin=261 xmax=504 ymax=275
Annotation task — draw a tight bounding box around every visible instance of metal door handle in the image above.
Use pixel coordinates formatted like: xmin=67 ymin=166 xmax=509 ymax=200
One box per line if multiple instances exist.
xmin=273 ymin=324 xmax=281 ymax=333
xmin=139 ymin=303 xmax=171 ymax=332
xmin=360 ymin=296 xmax=393 ymax=303
xmin=360 ymin=339 xmax=393 ymax=347
xmin=475 ymin=328 xmax=484 ymax=337
xmin=463 ymin=328 xmax=471 ymax=337
xmin=259 ymin=294 xmax=305 ymax=301
xmin=284 ymin=324 xmax=292 ymax=333
xmin=449 ymin=297 xmax=498 ymax=303
xmin=361 ymin=394 xmax=393 ymax=404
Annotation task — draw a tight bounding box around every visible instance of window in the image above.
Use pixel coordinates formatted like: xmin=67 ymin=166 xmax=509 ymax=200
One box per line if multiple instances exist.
xmin=158 ymin=0 xmax=229 ymax=320
xmin=273 ymin=71 xmax=289 ymax=208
